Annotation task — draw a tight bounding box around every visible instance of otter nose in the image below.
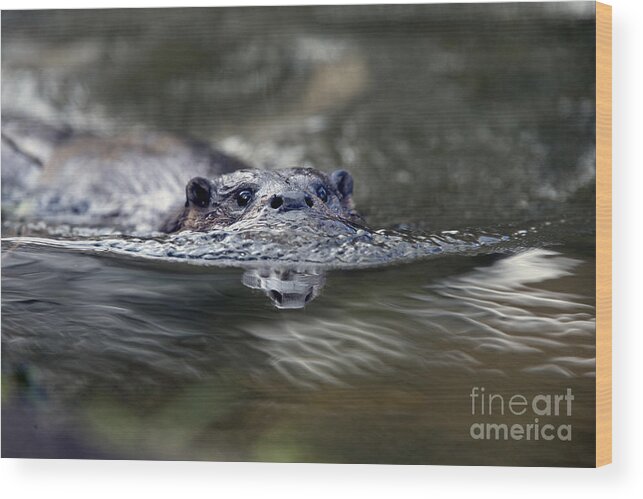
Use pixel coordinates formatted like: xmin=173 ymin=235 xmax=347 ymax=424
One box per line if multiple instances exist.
xmin=270 ymin=191 xmax=314 ymax=211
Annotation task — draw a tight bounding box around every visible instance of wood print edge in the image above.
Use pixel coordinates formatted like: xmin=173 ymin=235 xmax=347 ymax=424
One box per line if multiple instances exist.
xmin=596 ymin=0 xmax=612 ymax=468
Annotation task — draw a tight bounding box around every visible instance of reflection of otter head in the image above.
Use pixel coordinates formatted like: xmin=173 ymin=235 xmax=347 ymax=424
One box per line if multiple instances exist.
xmin=241 ymin=267 xmax=326 ymax=309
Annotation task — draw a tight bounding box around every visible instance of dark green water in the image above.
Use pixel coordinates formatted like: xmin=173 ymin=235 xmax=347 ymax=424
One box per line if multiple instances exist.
xmin=1 ymin=3 xmax=597 ymax=465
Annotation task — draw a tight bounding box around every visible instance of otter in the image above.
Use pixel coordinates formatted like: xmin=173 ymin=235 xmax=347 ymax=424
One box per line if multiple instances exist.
xmin=2 ymin=117 xmax=361 ymax=235
xmin=161 ymin=167 xmax=359 ymax=234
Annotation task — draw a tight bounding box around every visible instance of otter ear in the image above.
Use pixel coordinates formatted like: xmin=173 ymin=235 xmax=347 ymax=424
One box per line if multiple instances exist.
xmin=330 ymin=170 xmax=353 ymax=199
xmin=185 ymin=177 xmax=214 ymax=208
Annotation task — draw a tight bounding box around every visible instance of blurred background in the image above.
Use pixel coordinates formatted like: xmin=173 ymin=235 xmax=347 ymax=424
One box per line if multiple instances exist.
xmin=2 ymin=2 xmax=596 ymax=229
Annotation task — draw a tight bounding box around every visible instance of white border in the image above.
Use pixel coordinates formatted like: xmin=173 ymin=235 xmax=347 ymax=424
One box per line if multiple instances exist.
xmin=1 ymin=0 xmax=641 ymax=497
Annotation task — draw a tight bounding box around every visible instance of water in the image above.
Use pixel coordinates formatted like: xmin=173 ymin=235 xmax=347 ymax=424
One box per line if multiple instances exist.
xmin=1 ymin=3 xmax=596 ymax=465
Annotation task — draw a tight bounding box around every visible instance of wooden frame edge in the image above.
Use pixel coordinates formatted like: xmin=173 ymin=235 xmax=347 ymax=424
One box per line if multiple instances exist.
xmin=596 ymin=1 xmax=612 ymax=468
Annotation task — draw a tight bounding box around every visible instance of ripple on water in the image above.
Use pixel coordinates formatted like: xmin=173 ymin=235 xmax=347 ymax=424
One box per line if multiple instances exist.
xmin=1 ymin=219 xmax=528 ymax=270
xmin=1 ymin=222 xmax=594 ymax=389
xmin=216 ymin=249 xmax=595 ymax=386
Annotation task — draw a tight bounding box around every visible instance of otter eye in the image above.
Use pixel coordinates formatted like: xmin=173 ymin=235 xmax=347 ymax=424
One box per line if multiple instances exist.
xmin=316 ymin=185 xmax=329 ymax=203
xmin=235 ymin=189 xmax=254 ymax=207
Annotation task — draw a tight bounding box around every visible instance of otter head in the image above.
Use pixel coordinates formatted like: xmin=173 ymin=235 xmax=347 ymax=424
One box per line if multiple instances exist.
xmin=165 ymin=168 xmax=359 ymax=233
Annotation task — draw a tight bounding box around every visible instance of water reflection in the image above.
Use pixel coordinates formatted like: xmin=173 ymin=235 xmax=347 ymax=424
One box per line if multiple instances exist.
xmin=242 ymin=266 xmax=326 ymax=309
xmin=1 ymin=244 xmax=594 ymax=389
xmin=239 ymin=248 xmax=595 ymax=387
xmin=1 ymin=243 xmax=596 ymax=463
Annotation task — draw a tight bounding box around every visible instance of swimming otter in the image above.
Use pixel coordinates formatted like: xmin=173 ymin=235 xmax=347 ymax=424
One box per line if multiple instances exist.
xmin=161 ymin=167 xmax=359 ymax=233
xmin=3 ymin=118 xmax=360 ymax=235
